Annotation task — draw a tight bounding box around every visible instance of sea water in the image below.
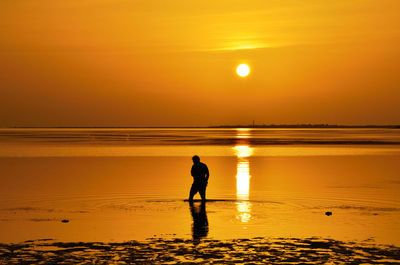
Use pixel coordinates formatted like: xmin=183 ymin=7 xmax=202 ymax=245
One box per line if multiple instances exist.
xmin=0 ymin=128 xmax=399 ymax=244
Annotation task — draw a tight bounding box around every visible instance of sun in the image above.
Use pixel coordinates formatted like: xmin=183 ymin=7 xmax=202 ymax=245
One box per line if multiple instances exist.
xmin=236 ymin=64 xmax=250 ymax=77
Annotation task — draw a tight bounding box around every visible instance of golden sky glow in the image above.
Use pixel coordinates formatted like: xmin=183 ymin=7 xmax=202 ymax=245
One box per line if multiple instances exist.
xmin=1 ymin=0 xmax=400 ymax=126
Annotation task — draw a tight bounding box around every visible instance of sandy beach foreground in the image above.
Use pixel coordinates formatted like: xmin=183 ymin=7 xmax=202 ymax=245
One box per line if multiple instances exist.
xmin=1 ymin=237 xmax=400 ymax=264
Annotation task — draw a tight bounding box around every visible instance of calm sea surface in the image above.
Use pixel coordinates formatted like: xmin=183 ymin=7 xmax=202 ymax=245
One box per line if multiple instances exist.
xmin=0 ymin=128 xmax=399 ymax=244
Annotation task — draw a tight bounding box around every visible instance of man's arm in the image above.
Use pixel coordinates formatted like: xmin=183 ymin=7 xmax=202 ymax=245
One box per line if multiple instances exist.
xmin=205 ymin=164 xmax=209 ymax=182
xmin=191 ymin=165 xmax=195 ymax=177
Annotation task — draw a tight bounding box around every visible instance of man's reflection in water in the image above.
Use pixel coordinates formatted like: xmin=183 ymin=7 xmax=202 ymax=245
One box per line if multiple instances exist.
xmin=189 ymin=201 xmax=208 ymax=244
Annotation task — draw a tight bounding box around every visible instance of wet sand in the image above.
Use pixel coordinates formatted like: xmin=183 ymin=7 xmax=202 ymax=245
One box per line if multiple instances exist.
xmin=1 ymin=237 xmax=400 ymax=264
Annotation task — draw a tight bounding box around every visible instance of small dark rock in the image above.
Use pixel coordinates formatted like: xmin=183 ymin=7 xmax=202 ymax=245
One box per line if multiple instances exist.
xmin=61 ymin=219 xmax=69 ymax=223
xmin=325 ymin=211 xmax=332 ymax=216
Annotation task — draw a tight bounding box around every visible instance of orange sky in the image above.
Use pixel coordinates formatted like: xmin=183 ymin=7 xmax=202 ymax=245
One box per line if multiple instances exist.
xmin=1 ymin=0 xmax=399 ymax=126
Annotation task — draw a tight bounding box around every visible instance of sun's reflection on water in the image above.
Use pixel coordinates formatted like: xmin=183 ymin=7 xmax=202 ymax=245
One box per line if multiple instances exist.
xmin=236 ymin=156 xmax=250 ymax=199
xmin=236 ymin=128 xmax=251 ymax=140
xmin=234 ymin=140 xmax=253 ymax=223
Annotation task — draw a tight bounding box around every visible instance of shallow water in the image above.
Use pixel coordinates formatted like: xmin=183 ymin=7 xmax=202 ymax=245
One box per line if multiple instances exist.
xmin=0 ymin=128 xmax=399 ymax=245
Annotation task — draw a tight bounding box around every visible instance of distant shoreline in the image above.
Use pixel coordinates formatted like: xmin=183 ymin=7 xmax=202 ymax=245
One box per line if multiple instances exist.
xmin=2 ymin=124 xmax=400 ymax=129
xmin=210 ymin=124 xmax=400 ymax=129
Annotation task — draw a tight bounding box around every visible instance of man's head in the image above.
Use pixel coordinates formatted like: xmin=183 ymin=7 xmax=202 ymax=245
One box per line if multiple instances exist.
xmin=192 ymin=155 xmax=200 ymax=164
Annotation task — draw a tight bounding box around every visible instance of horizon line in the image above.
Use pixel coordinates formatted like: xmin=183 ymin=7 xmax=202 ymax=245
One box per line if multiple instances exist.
xmin=2 ymin=124 xmax=400 ymax=129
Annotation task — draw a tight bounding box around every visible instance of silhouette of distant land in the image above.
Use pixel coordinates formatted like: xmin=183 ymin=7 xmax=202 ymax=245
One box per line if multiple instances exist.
xmin=209 ymin=124 xmax=400 ymax=129
xmin=6 ymin=124 xmax=400 ymax=129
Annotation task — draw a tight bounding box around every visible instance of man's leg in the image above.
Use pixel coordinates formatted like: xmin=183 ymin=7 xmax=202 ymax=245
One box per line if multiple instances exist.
xmin=189 ymin=182 xmax=198 ymax=202
xmin=199 ymin=182 xmax=206 ymax=202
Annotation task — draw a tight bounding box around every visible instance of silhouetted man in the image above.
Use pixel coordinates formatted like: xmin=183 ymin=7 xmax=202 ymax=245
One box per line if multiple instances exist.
xmin=189 ymin=155 xmax=209 ymax=202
